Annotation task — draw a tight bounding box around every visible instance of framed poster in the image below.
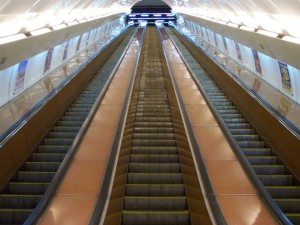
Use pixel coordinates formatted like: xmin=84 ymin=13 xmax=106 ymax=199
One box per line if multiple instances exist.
xmin=14 ymin=59 xmax=28 ymax=94
xmin=252 ymin=49 xmax=262 ymax=75
xmin=278 ymin=61 xmax=293 ymax=95
xmin=44 ymin=48 xmax=54 ymax=73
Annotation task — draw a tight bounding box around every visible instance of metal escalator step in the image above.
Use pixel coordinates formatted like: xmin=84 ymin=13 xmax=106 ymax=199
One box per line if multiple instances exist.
xmin=247 ymin=156 xmax=277 ymax=165
xmin=0 ymin=195 xmax=42 ymax=208
xmin=37 ymin=145 xmax=69 ymax=153
xmin=51 ymin=126 xmax=81 ymax=132
xmin=129 ymin=155 xmax=179 ymax=163
xmin=132 ymin=139 xmax=176 ymax=147
xmin=133 ymin=133 xmax=175 ymax=140
xmin=0 ymin=209 xmax=32 ymax=224
xmin=238 ymin=141 xmax=265 ymax=148
xmin=17 ymin=172 xmax=55 ymax=182
xmin=134 ymin=122 xmax=173 ymax=128
xmin=124 ymin=196 xmax=187 ymax=210
xmin=134 ymin=127 xmax=174 ymax=133
xmin=29 ymin=153 xmax=65 ymax=162
xmin=127 ymin=173 xmax=183 ymax=184
xmin=253 ymin=165 xmax=285 ymax=175
xmin=55 ymin=120 xmax=84 ymax=126
xmin=131 ymin=146 xmax=178 ymax=154
xmin=7 ymin=182 xmax=49 ymax=195
xmin=229 ymin=129 xmax=255 ymax=135
xmin=285 ymin=214 xmax=300 ymax=225
xmin=258 ymin=175 xmax=293 ymax=186
xmin=122 ymin=210 xmax=189 ymax=225
xmin=135 ymin=112 xmax=171 ymax=117
xmin=242 ymin=148 xmax=271 ymax=156
xmin=223 ymin=118 xmax=247 ymax=123
xmin=267 ymin=186 xmax=300 ymax=198
xmin=129 ymin=163 xmax=181 ymax=173
xmin=220 ymin=113 xmax=243 ymax=119
xmin=24 ymin=162 xmax=61 ymax=172
xmin=48 ymin=132 xmax=78 ymax=139
xmin=227 ymin=123 xmax=251 ymax=129
xmin=135 ymin=117 xmax=172 ymax=122
xmin=126 ymin=184 xmax=185 ymax=196
xmin=60 ymin=116 xmax=86 ymax=121
xmin=43 ymin=138 xmax=73 ymax=146
xmin=233 ymin=135 xmax=260 ymax=141
xmin=275 ymin=199 xmax=300 ymax=213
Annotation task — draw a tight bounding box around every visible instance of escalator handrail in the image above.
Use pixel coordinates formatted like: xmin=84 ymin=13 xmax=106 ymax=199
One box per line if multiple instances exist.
xmin=157 ymin=26 xmax=227 ymax=225
xmin=167 ymin=27 xmax=292 ymax=225
xmin=23 ymin=26 xmax=137 ymax=225
xmin=88 ymin=26 xmax=147 ymax=225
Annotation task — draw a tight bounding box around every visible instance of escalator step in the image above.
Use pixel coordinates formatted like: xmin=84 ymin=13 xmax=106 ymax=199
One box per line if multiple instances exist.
xmin=0 ymin=195 xmax=42 ymax=208
xmin=253 ymin=165 xmax=285 ymax=175
xmin=132 ymin=139 xmax=176 ymax=147
xmin=242 ymin=148 xmax=271 ymax=156
xmin=233 ymin=135 xmax=260 ymax=141
xmin=17 ymin=172 xmax=55 ymax=182
xmin=51 ymin=126 xmax=81 ymax=132
xmin=258 ymin=175 xmax=293 ymax=186
xmin=24 ymin=162 xmax=61 ymax=172
xmin=247 ymin=156 xmax=277 ymax=165
xmin=8 ymin=182 xmax=49 ymax=195
xmin=124 ymin=196 xmax=187 ymax=210
xmin=122 ymin=210 xmax=189 ymax=225
xmin=267 ymin=186 xmax=300 ymax=198
xmin=127 ymin=173 xmax=183 ymax=184
xmin=37 ymin=145 xmax=69 ymax=153
xmin=238 ymin=141 xmax=265 ymax=148
xmin=29 ymin=153 xmax=65 ymax=162
xmin=134 ymin=122 xmax=173 ymax=127
xmin=130 ymin=155 xmax=179 ymax=163
xmin=48 ymin=132 xmax=78 ymax=139
xmin=131 ymin=146 xmax=178 ymax=154
xmin=0 ymin=209 xmax=32 ymax=224
xmin=129 ymin=163 xmax=181 ymax=173
xmin=229 ymin=129 xmax=255 ymax=135
xmin=43 ymin=138 xmax=73 ymax=146
xmin=133 ymin=133 xmax=175 ymax=140
xmin=126 ymin=184 xmax=185 ymax=196
xmin=275 ymin=199 xmax=300 ymax=213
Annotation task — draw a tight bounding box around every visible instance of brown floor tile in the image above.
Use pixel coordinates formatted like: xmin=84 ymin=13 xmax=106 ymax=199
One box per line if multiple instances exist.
xmin=181 ymin=89 xmax=206 ymax=105
xmin=217 ymin=195 xmax=277 ymax=225
xmin=101 ymin=89 xmax=126 ymax=105
xmin=92 ymin=104 xmax=121 ymax=127
xmin=205 ymin=160 xmax=256 ymax=194
xmin=186 ymin=104 xmax=218 ymax=126
xmin=76 ymin=126 xmax=115 ymax=159
xmin=39 ymin=195 xmax=96 ymax=225
xmin=58 ymin=160 xmax=106 ymax=195
xmin=177 ymin=78 xmax=198 ymax=90
xmin=193 ymin=126 xmax=236 ymax=160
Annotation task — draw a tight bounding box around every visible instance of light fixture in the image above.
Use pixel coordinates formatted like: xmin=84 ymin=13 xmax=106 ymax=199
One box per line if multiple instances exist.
xmin=0 ymin=33 xmax=27 ymax=45
xmin=240 ymin=25 xmax=256 ymax=32
xmin=227 ymin=22 xmax=239 ymax=28
xmin=282 ymin=35 xmax=300 ymax=44
xmin=141 ymin=14 xmax=149 ymax=17
xmin=154 ymin=14 xmax=162 ymax=17
xmin=129 ymin=14 xmax=136 ymax=17
xmin=52 ymin=24 xmax=67 ymax=30
xmin=67 ymin=21 xmax=78 ymax=26
xmin=257 ymin=29 xmax=278 ymax=38
xmin=30 ymin=28 xmax=51 ymax=36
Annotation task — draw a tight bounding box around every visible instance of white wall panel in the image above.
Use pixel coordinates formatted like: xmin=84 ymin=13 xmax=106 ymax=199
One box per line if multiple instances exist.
xmin=0 ymin=66 xmax=14 ymax=106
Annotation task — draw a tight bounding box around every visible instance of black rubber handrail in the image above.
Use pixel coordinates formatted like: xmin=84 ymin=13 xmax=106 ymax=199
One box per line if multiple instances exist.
xmin=23 ymin=26 xmax=137 ymax=225
xmin=157 ymin=26 xmax=227 ymax=225
xmin=168 ymin=27 xmax=291 ymax=225
xmin=88 ymin=26 xmax=146 ymax=225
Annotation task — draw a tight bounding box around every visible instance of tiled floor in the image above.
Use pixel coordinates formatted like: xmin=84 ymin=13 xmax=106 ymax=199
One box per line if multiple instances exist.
xmin=162 ymin=33 xmax=278 ymax=225
xmin=38 ymin=30 xmax=143 ymax=225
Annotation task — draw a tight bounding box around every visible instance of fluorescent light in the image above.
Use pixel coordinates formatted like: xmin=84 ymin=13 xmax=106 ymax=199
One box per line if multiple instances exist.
xmin=67 ymin=21 xmax=78 ymax=26
xmin=240 ymin=25 xmax=255 ymax=32
xmin=141 ymin=14 xmax=149 ymax=17
xmin=0 ymin=33 xmax=27 ymax=45
xmin=167 ymin=14 xmax=174 ymax=17
xmin=154 ymin=14 xmax=162 ymax=17
xmin=129 ymin=14 xmax=136 ymax=17
xmin=30 ymin=28 xmax=51 ymax=36
xmin=227 ymin=22 xmax=239 ymax=28
xmin=257 ymin=29 xmax=278 ymax=38
xmin=52 ymin=24 xmax=67 ymax=30
xmin=218 ymin=21 xmax=227 ymax=25
xmin=282 ymin=35 xmax=300 ymax=44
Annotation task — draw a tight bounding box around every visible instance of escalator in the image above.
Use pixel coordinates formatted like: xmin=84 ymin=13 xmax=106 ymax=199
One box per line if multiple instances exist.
xmin=101 ymin=27 xmax=213 ymax=225
xmin=0 ymin=28 xmax=136 ymax=225
xmin=166 ymin=27 xmax=300 ymax=224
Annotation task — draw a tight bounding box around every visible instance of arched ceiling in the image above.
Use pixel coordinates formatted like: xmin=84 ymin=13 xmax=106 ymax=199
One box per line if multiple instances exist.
xmin=0 ymin=0 xmax=300 ymax=38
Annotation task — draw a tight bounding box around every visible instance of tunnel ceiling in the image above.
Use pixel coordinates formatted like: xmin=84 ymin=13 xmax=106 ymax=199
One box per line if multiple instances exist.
xmin=0 ymin=0 xmax=300 ymax=38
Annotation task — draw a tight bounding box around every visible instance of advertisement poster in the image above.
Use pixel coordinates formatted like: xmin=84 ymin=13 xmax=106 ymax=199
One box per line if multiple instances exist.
xmin=14 ymin=59 xmax=28 ymax=94
xmin=222 ymin=36 xmax=228 ymax=53
xmin=44 ymin=48 xmax=54 ymax=73
xmin=278 ymin=61 xmax=293 ymax=95
xmin=213 ymin=32 xmax=218 ymax=47
xmin=63 ymin=40 xmax=70 ymax=61
xmin=252 ymin=49 xmax=262 ymax=75
xmin=235 ymin=41 xmax=242 ymax=62
xmin=76 ymin=35 xmax=82 ymax=51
